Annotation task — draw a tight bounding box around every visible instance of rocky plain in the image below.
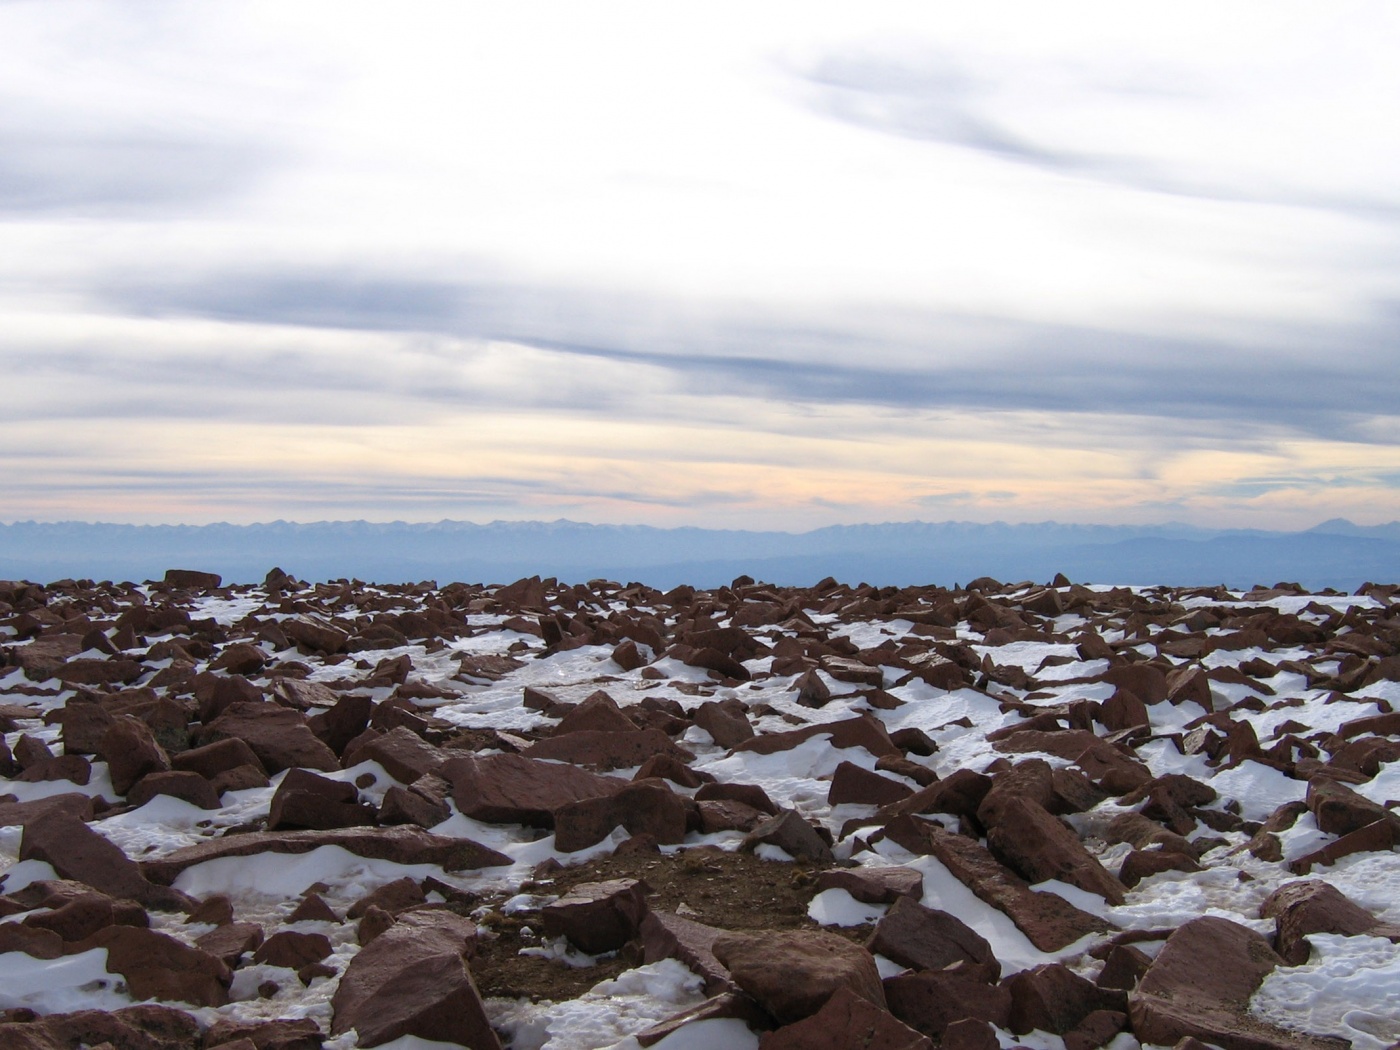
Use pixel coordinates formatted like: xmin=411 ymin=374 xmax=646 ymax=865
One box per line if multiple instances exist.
xmin=1 ymin=567 xmax=1399 ymax=1050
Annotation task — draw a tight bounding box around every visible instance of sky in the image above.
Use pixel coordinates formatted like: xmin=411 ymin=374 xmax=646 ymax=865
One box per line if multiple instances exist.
xmin=4 ymin=1 xmax=1400 ymax=532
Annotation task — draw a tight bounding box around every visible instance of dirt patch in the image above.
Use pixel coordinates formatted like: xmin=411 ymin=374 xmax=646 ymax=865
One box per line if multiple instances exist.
xmin=468 ymin=846 xmax=874 ymax=1002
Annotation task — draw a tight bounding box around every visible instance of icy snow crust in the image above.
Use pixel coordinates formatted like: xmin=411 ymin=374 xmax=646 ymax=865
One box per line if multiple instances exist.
xmin=1 ymin=575 xmax=1398 ymax=1048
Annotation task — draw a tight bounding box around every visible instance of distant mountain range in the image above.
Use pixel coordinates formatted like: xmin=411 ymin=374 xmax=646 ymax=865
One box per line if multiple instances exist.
xmin=0 ymin=518 xmax=1396 ymax=591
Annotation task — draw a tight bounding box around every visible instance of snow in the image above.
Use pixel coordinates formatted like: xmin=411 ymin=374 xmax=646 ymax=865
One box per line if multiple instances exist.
xmin=0 ymin=948 xmax=132 ymax=1014
xmin=1251 ymin=934 xmax=1400 ymax=1050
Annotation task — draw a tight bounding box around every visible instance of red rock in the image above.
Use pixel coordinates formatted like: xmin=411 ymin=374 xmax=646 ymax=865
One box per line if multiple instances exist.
xmin=73 ymin=925 xmax=231 ymax=1006
xmin=541 ymin=878 xmax=649 ymax=953
xmin=0 ymin=792 xmax=94 ymax=827
xmin=985 ymin=799 xmax=1127 ymax=904
xmin=1305 ymin=776 xmax=1396 ymax=836
xmin=0 ymin=1005 xmax=201 ymax=1050
xmin=210 ymin=642 xmax=268 ymax=676
xmin=1260 ymin=879 xmax=1391 ymax=965
xmin=196 ymin=921 xmax=265 ymax=966
xmin=866 ymin=897 xmax=1000 ymax=981
xmin=13 ymin=732 xmax=55 ymax=768
xmin=1099 ymin=688 xmax=1151 ymax=733
xmin=253 ymin=930 xmax=333 ymax=969
xmin=15 ymin=753 xmax=91 ymax=785
xmin=881 ymin=816 xmax=1110 ymax=952
xmin=20 ymin=886 xmax=148 ymax=942
xmin=1096 ymin=943 xmax=1152 ymax=990
xmin=1290 ymin=817 xmax=1400 ymax=874
xmin=883 ymin=970 xmax=1012 ymax=1038
xmin=1004 ymin=963 xmax=1126 ymax=1035
xmin=347 ymin=877 xmax=426 ymax=918
xmin=1101 ymin=664 xmax=1168 ymax=704
xmin=829 ymin=761 xmax=915 ymax=806
xmin=553 ymin=779 xmax=688 ymax=852
xmin=288 ymin=893 xmax=340 ymax=923
xmin=127 ymin=770 xmax=222 ymax=810
xmin=693 ymin=699 xmax=755 ymax=747
xmin=142 ymin=825 xmax=510 ymax=885
xmin=635 ymin=753 xmax=713 ymax=787
xmin=19 ymin=810 xmax=186 ymax=910
xmin=742 ymin=809 xmax=835 ymax=863
xmin=713 ymin=928 xmax=886 ymax=1024
xmin=551 ymin=690 xmax=637 ymax=735
xmin=1129 ymin=916 xmax=1348 ymax=1050
xmin=1119 ymin=849 xmax=1202 ymax=888
xmin=164 ymin=568 xmax=222 ymax=588
xmin=815 ymin=866 xmax=923 ymax=904
xmin=639 ymin=911 xmax=732 ymax=994
xmin=268 ymin=769 xmax=376 ymax=831
xmin=0 ymin=921 xmax=62 ymax=958
xmin=98 ymin=715 xmax=171 ymax=796
xmin=442 ymin=751 xmax=626 ymax=827
xmin=378 ymin=780 xmax=451 ymax=829
xmin=1063 ymin=1009 xmax=1127 ymax=1050
xmin=202 ymin=1016 xmax=325 ymax=1050
xmin=341 ymin=726 xmax=444 ymax=785
xmin=523 ymin=729 xmax=693 ymax=772
xmin=636 ymin=991 xmax=771 ymax=1047
xmin=735 ymin=714 xmax=899 ymax=759
xmin=695 ymin=781 xmax=780 ymax=814
xmin=56 ymin=657 xmax=143 ymax=686
xmin=940 ymin=1018 xmax=1001 ymax=1050
xmin=200 ymin=702 xmax=339 ymax=774
xmin=330 ymin=910 xmax=499 ymax=1049
xmin=760 ymin=985 xmax=932 ymax=1049
xmin=1165 ymin=665 xmax=1214 ymax=709
xmin=282 ymin=615 xmax=349 ymax=654
xmin=696 ymin=798 xmax=767 ymax=833
xmin=306 ymin=692 xmax=372 ymax=756
xmin=171 ymin=736 xmax=266 ymax=779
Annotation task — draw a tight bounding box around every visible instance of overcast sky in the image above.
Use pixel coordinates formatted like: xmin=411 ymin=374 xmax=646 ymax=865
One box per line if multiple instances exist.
xmin=4 ymin=2 xmax=1400 ymax=531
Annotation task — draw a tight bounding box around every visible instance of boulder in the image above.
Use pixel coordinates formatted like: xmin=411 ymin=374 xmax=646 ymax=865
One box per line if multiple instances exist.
xmin=828 ymin=761 xmax=915 ymax=806
xmin=127 ymin=770 xmax=222 ymax=810
xmin=342 ymin=726 xmax=444 ymax=784
xmin=553 ymin=780 xmax=688 ymax=852
xmin=73 ymin=925 xmax=231 ymax=1006
xmin=742 ymin=809 xmax=835 ymax=863
xmin=760 ymin=985 xmax=932 ymax=1049
xmin=541 ymin=878 xmax=649 ymax=954
xmin=985 ymin=798 xmax=1127 ymax=904
xmin=201 ymin=702 xmax=339 ymax=774
xmin=267 ymin=769 xmax=376 ymax=831
xmin=19 ymin=810 xmax=186 ymax=909
xmin=1129 ymin=916 xmax=1349 ymax=1050
xmin=442 ymin=751 xmax=625 ymax=827
xmin=866 ymin=897 xmax=1000 ymax=981
xmin=330 ymin=910 xmax=499 ymax=1049
xmin=98 ymin=715 xmax=171 ymax=796
xmin=522 ymin=729 xmax=694 ymax=772
xmin=163 ymin=568 xmax=222 ymax=588
xmin=815 ymin=866 xmax=923 ymax=904
xmin=1260 ymin=879 xmax=1396 ymax=965
xmin=639 ymin=911 xmax=732 ymax=994
xmin=1004 ymin=963 xmax=1126 ymax=1035
xmin=713 ymin=928 xmax=886 ymax=1024
xmin=883 ymin=970 xmax=1012 ymax=1039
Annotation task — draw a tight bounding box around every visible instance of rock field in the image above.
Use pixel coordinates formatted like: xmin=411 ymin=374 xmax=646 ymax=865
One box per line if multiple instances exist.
xmin=1 ymin=568 xmax=1399 ymax=1049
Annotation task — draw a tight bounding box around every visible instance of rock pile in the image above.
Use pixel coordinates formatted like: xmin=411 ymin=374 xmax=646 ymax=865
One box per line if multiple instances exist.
xmin=0 ymin=568 xmax=1398 ymax=1048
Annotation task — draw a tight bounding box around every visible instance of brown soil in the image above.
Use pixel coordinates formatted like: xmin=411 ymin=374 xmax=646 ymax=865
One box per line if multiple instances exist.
xmin=467 ymin=846 xmax=874 ymax=1002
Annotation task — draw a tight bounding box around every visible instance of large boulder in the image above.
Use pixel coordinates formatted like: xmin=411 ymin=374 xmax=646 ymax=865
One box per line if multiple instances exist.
xmin=200 ymin=702 xmax=339 ymax=774
xmin=330 ymin=910 xmax=499 ymax=1049
xmin=713 ymin=928 xmax=885 ymax=1025
xmin=72 ymin=925 xmax=231 ymax=1006
xmin=761 ymin=985 xmax=932 ymax=1049
xmin=866 ymin=897 xmax=1000 ymax=981
xmin=441 ymin=751 xmax=625 ymax=827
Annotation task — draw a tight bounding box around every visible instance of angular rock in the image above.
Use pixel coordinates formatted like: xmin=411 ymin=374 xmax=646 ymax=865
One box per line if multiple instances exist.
xmin=98 ymin=715 xmax=171 ymax=796
xmin=713 ymin=928 xmax=886 ymax=1025
xmin=267 ymin=769 xmax=376 ymax=831
xmin=253 ymin=930 xmax=333 ymax=970
xmin=196 ymin=921 xmax=265 ymax=967
xmin=760 ymin=985 xmax=932 ymax=1050
xmin=541 ymin=878 xmax=649 ymax=954
xmin=127 ymin=770 xmax=222 ymax=810
xmin=1260 ymin=879 xmax=1395 ymax=965
xmin=343 ymin=725 xmax=444 ymax=784
xmin=866 ymin=897 xmax=1000 ymax=981
xmin=815 ymin=866 xmax=923 ymax=905
xmin=1004 ymin=963 xmax=1126 ymax=1036
xmin=640 ymin=911 xmax=732 ymax=994
xmin=1129 ymin=916 xmax=1349 ymax=1050
xmin=19 ymin=810 xmax=186 ymax=909
xmin=74 ymin=925 xmax=231 ymax=1006
xmin=330 ymin=910 xmax=499 ymax=1049
xmin=442 ymin=751 xmax=625 ymax=827
xmin=164 ymin=568 xmax=222 ymax=588
xmin=201 ymin=702 xmax=339 ymax=774
xmin=551 ymin=690 xmax=637 ymax=735
xmin=142 ymin=825 xmax=510 ymax=885
xmin=693 ymin=699 xmax=755 ymax=748
xmin=523 ymin=729 xmax=693 ymax=772
xmin=985 ymin=798 xmax=1127 ymax=904
xmin=828 ymin=761 xmax=914 ymax=806
xmin=1305 ymin=776 xmax=1396 ymax=836
xmin=883 ymin=970 xmax=1012 ymax=1039
xmin=742 ymin=809 xmax=835 ymax=863
xmin=553 ymin=779 xmax=688 ymax=852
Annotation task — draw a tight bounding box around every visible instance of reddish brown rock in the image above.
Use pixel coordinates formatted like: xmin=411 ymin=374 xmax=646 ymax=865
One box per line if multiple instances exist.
xmin=541 ymin=878 xmax=649 ymax=954
xmin=442 ymin=751 xmax=625 ymax=827
xmin=1004 ymin=963 xmax=1126 ymax=1036
xmin=551 ymin=690 xmax=637 ymax=735
xmin=20 ymin=884 xmax=149 ymax=942
xmin=0 ymin=1005 xmax=201 ymax=1050
xmin=282 ymin=615 xmax=349 ymax=655
xmin=127 ymin=770 xmax=222 ymax=810
xmin=815 ymin=866 xmax=924 ymax=905
xmin=940 ymin=1018 xmax=1001 ymax=1050
xmin=882 ymin=816 xmax=1110 ymax=952
xmin=742 ymin=809 xmax=835 ymax=863
xmin=253 ymin=930 xmax=333 ymax=970
xmin=693 ymin=699 xmax=756 ymax=747
xmin=0 ymin=920 xmax=62 ymax=958
xmin=1129 ymin=916 xmax=1349 ymax=1050
xmin=201 ymin=702 xmax=339 ymax=774
xmin=635 ymin=753 xmax=713 ymax=787
xmin=347 ymin=877 xmax=427 ymax=919
xmin=1260 ymin=879 xmax=1395 ymax=965
xmin=883 ymin=970 xmax=1013 ymax=1039
xmin=171 ymin=736 xmax=267 ymax=779
xmin=267 ymin=769 xmax=376 ymax=831
xmin=203 ymin=1016 xmax=324 ymax=1050
xmin=19 ymin=810 xmax=186 ymax=909
xmin=639 ymin=911 xmax=732 ymax=994
xmin=694 ymin=781 xmax=780 ymax=815
xmin=1290 ymin=817 xmax=1400 ymax=874
xmin=307 ymin=692 xmax=373 ymax=756
xmin=142 ymin=825 xmax=510 ymax=885
xmin=378 ymin=780 xmax=452 ymax=829
xmin=210 ymin=642 xmax=268 ymax=676
xmin=196 ymin=921 xmax=266 ymax=966
xmin=330 ymin=910 xmax=499 ymax=1049
xmin=342 ymin=725 xmax=444 ymax=784
xmin=1119 ymin=849 xmax=1202 ymax=888
xmin=760 ymin=985 xmax=932 ymax=1050
xmin=98 ymin=715 xmax=171 ymax=796
xmin=866 ymin=897 xmax=1000 ymax=981
xmin=164 ymin=568 xmax=222 ymax=588
xmin=1305 ymin=776 xmax=1396 ymax=836
xmin=74 ymin=925 xmax=231 ymax=1006
xmin=985 ymin=798 xmax=1127 ymax=904
xmin=828 ymin=760 xmax=915 ymax=806
xmin=0 ymin=792 xmax=95 ymax=827
xmin=523 ymin=729 xmax=693 ymax=772
xmin=553 ymin=779 xmax=688 ymax=852
xmin=713 ymin=928 xmax=886 ymax=1025
xmin=734 ymin=714 xmax=899 ymax=759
